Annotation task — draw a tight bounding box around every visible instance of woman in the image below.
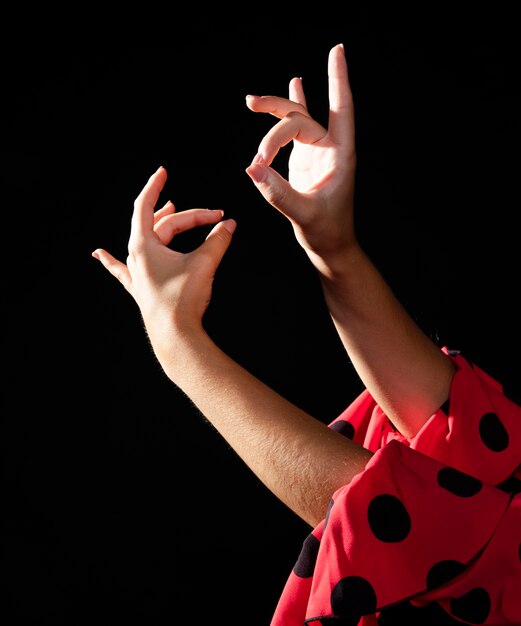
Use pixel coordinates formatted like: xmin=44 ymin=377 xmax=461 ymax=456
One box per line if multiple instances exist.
xmin=93 ymin=44 xmax=520 ymax=625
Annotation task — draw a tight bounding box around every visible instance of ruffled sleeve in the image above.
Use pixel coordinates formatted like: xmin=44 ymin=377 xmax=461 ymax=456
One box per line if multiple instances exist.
xmin=329 ymin=348 xmax=521 ymax=486
xmin=270 ymin=348 xmax=521 ymax=626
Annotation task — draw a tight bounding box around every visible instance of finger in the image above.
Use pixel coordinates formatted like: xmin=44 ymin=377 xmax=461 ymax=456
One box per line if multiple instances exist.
xmin=327 ymin=43 xmax=355 ymax=145
xmin=254 ymin=112 xmax=326 ymax=165
xmin=245 ymin=94 xmax=310 ymax=120
xmin=130 ymin=166 xmax=168 ymax=245
xmin=154 ymin=199 xmax=176 ymax=226
xmin=289 ymin=76 xmax=307 ymax=108
xmin=245 ymin=162 xmax=314 ymax=223
xmin=198 ymin=219 xmax=237 ymax=271
xmin=155 ymin=208 xmax=224 ymax=246
xmin=92 ymin=248 xmax=133 ymax=292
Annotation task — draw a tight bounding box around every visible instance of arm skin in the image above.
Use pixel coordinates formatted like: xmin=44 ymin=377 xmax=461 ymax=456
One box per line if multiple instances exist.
xmin=245 ymin=43 xmax=456 ymax=439
xmin=92 ymin=166 xmax=372 ymax=528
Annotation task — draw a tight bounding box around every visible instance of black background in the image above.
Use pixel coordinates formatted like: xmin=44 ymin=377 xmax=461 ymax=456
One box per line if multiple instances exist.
xmin=5 ymin=10 xmax=520 ymax=625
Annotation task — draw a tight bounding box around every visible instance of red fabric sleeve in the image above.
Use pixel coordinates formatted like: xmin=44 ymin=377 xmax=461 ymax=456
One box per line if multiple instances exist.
xmin=270 ymin=348 xmax=521 ymax=625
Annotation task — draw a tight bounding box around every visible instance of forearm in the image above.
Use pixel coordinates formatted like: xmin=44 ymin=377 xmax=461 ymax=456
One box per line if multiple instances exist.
xmin=318 ymin=245 xmax=456 ymax=438
xmin=148 ymin=322 xmax=372 ymax=527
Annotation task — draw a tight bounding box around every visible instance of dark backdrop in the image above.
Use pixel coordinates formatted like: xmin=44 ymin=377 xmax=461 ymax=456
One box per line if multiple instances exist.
xmin=5 ymin=11 xmax=520 ymax=625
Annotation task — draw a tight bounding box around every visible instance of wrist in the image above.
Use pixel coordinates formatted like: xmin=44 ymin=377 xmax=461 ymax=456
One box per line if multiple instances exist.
xmin=142 ymin=307 xmax=209 ymax=373
xmin=312 ymin=241 xmax=366 ymax=283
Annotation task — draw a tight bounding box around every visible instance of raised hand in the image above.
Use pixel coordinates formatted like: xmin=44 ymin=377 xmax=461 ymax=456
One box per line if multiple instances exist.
xmin=92 ymin=166 xmax=236 ymax=341
xmin=245 ymin=43 xmax=357 ymax=274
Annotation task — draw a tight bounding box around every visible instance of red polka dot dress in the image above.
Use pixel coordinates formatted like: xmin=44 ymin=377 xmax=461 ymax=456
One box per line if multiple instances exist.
xmin=270 ymin=348 xmax=521 ymax=625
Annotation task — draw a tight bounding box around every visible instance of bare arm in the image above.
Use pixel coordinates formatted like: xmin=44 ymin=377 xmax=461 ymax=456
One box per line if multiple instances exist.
xmin=92 ymin=166 xmax=372 ymax=527
xmin=319 ymin=245 xmax=455 ymax=438
xmin=246 ymin=44 xmax=456 ymax=438
xmin=158 ymin=328 xmax=372 ymax=527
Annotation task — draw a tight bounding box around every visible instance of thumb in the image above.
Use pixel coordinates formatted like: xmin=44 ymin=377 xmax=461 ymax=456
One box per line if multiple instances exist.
xmin=200 ymin=218 xmax=237 ymax=268
xmin=246 ymin=162 xmax=302 ymax=221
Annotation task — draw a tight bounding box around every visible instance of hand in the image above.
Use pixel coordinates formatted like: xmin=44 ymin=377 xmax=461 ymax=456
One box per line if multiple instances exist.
xmin=92 ymin=166 xmax=236 ymax=340
xmin=245 ymin=43 xmax=357 ymax=274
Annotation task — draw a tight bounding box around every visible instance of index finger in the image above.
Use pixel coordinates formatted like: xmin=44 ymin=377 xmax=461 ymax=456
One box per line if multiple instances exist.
xmin=245 ymin=94 xmax=310 ymax=120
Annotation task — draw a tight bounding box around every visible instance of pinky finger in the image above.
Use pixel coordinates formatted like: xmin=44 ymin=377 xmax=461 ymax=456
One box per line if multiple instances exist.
xmin=92 ymin=249 xmax=133 ymax=292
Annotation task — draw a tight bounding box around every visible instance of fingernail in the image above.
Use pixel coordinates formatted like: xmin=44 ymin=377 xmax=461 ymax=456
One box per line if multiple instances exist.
xmin=246 ymin=163 xmax=267 ymax=184
xmin=223 ymin=219 xmax=237 ymax=233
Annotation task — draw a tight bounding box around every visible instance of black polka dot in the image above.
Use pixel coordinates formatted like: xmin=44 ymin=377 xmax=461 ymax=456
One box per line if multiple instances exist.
xmin=450 ymin=587 xmax=491 ymax=624
xmin=426 ymin=560 xmax=467 ymax=590
xmin=367 ymin=494 xmax=411 ymax=542
xmin=293 ymin=532 xmax=320 ymax=578
xmin=330 ymin=420 xmax=355 ymax=440
xmin=324 ymin=498 xmax=334 ymax=529
xmin=497 ymin=475 xmax=521 ymax=495
xmin=479 ymin=412 xmax=509 ymax=452
xmin=437 ymin=467 xmax=483 ymax=497
xmin=330 ymin=576 xmax=377 ymax=622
